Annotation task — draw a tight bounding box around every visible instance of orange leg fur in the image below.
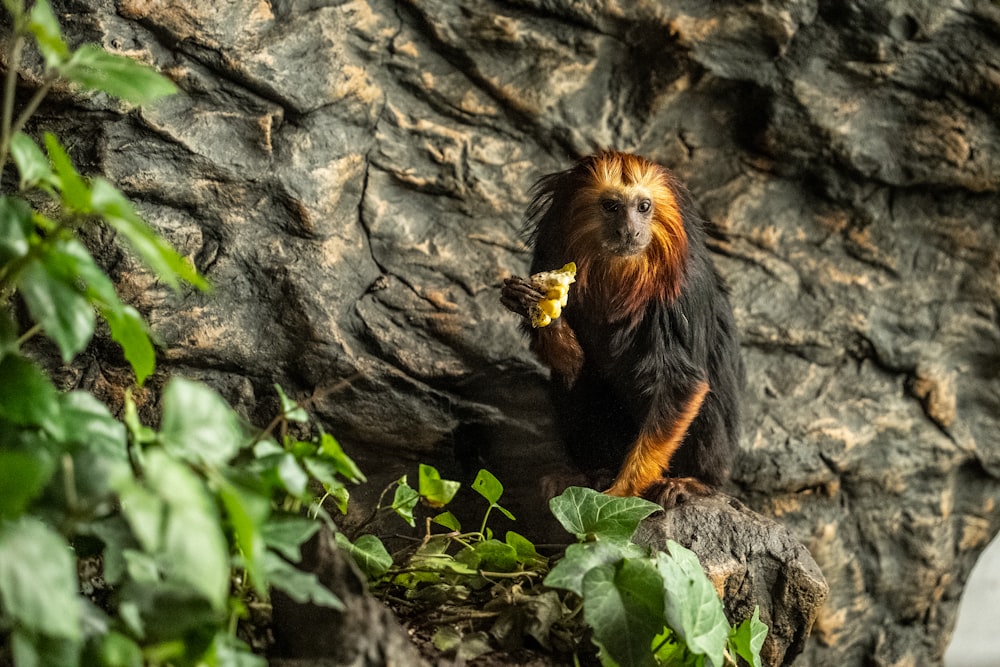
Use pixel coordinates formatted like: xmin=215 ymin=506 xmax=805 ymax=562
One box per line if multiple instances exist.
xmin=605 ymin=380 xmax=710 ymax=497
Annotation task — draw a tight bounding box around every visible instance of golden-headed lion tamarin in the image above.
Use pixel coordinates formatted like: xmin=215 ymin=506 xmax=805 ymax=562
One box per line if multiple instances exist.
xmin=501 ymin=151 xmax=744 ymax=506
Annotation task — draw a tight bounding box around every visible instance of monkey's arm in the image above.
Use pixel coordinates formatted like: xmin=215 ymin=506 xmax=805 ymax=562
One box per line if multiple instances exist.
xmin=501 ymin=275 xmax=584 ymax=381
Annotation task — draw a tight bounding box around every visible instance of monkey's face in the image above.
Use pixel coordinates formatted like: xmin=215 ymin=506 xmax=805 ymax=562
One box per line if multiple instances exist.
xmin=596 ymin=190 xmax=654 ymax=257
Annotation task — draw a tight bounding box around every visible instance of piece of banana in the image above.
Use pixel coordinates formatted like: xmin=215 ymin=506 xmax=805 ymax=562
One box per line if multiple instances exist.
xmin=528 ymin=262 xmax=576 ymax=328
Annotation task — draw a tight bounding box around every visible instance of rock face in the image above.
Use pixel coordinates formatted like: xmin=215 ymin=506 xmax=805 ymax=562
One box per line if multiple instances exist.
xmin=30 ymin=1 xmax=1000 ymax=665
xmin=635 ymin=494 xmax=829 ymax=667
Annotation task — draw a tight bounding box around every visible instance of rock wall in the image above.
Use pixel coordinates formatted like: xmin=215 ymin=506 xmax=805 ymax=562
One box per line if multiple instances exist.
xmin=35 ymin=1 xmax=1000 ymax=665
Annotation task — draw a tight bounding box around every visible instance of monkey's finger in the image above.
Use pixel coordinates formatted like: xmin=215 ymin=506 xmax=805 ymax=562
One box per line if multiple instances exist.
xmin=502 ymin=276 xmax=546 ymax=303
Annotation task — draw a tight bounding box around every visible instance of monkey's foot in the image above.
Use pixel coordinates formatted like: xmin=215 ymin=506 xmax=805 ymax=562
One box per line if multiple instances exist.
xmin=641 ymin=477 xmax=713 ymax=509
xmin=500 ymin=275 xmax=544 ymax=319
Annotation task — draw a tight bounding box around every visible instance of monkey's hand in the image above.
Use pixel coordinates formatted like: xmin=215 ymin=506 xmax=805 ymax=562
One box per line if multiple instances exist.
xmin=501 ymin=275 xmax=544 ymax=320
xmin=501 ymin=262 xmax=576 ymax=327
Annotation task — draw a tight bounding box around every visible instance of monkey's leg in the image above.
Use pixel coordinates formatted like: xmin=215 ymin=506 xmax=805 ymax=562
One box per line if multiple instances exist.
xmin=605 ymin=380 xmax=710 ymax=501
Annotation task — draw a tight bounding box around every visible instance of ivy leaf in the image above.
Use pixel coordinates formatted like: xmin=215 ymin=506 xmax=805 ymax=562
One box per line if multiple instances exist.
xmin=144 ymin=449 xmax=231 ymax=613
xmin=60 ymin=44 xmax=177 ymax=105
xmin=0 ymin=517 xmax=82 ymax=640
xmin=729 ymin=606 xmax=768 ymax=667
xmin=58 ymin=390 xmax=127 ymax=459
xmin=44 ymin=238 xmax=155 ymax=384
xmin=391 ymin=477 xmax=419 ymax=527
xmin=432 ymin=511 xmax=461 ymax=532
xmin=18 ymin=255 xmax=95 ymax=362
xmin=159 ymin=377 xmax=243 ymax=467
xmin=275 ymin=384 xmax=308 ymax=423
xmin=261 ymin=516 xmax=320 ymax=563
xmin=90 ymin=177 xmax=208 ymax=292
xmin=217 ymin=478 xmax=270 ymax=592
xmin=335 ymin=533 xmax=393 ymax=579
xmin=264 ymin=552 xmax=342 ymax=610
xmin=657 ymin=541 xmax=731 ymax=667
xmin=101 ymin=304 xmax=155 ymax=385
xmin=0 ymin=353 xmax=63 ymax=438
xmin=472 ymin=468 xmax=515 ymax=521
xmin=317 ymin=432 xmax=365 ymax=483
xmin=10 ymin=132 xmax=55 ymax=191
xmin=549 ymin=487 xmax=660 ymax=545
xmin=544 ymin=541 xmax=628 ymax=597
xmin=0 ymin=451 xmax=54 ymax=519
xmin=582 ymin=558 xmax=664 ymax=667
xmin=418 ymin=464 xmax=460 ymax=508
xmin=43 ymin=132 xmax=90 ymax=213
xmin=27 ymin=0 xmax=69 ymax=69
xmin=0 ymin=196 xmax=31 ymax=267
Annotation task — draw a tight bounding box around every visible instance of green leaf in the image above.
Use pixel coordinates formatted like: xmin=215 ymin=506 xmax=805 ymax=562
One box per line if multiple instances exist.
xmin=418 ymin=463 xmax=460 ymax=508
xmin=43 ymin=132 xmax=90 ymax=213
xmin=432 ymin=511 xmax=461 ymax=532
xmin=261 ymin=516 xmax=319 ymax=563
xmin=145 ymin=449 xmax=230 ymax=613
xmin=159 ymin=377 xmax=243 ymax=467
xmin=94 ymin=630 xmax=143 ymax=667
xmin=40 ymin=238 xmax=156 ymax=383
xmin=505 ymin=530 xmax=545 ymax=568
xmin=58 ymin=390 xmax=127 ymax=459
xmin=335 ymin=532 xmax=393 ymax=579
xmin=729 ymin=606 xmax=768 ymax=667
xmin=18 ymin=256 xmax=95 ymax=362
xmin=217 ymin=479 xmax=270 ymax=592
xmin=122 ymin=390 xmax=156 ymax=446
xmin=275 ymin=384 xmax=308 ymax=422
xmin=0 ymin=517 xmax=82 ymax=640
xmin=391 ymin=477 xmax=419 ymax=527
xmin=0 ymin=353 xmax=63 ymax=437
xmin=27 ymin=0 xmax=69 ymax=69
xmin=544 ymin=541 xmax=628 ymax=596
xmin=657 ymin=541 xmax=730 ymax=667
xmin=90 ymin=177 xmax=208 ymax=291
xmin=317 ymin=432 xmax=365 ymax=483
xmin=583 ymin=559 xmax=664 ymax=667
xmin=264 ymin=552 xmax=342 ymax=610
xmin=0 ymin=451 xmax=54 ymax=519
xmin=205 ymin=633 xmax=266 ymax=667
xmin=0 ymin=195 xmax=32 ymax=266
xmin=11 ymin=133 xmax=55 ymax=191
xmin=60 ymin=44 xmax=177 ymax=105
xmin=102 ymin=304 xmax=155 ymax=385
xmin=275 ymin=453 xmax=309 ymax=498
xmin=466 ymin=539 xmax=518 ymax=573
xmin=471 ymin=468 xmax=504 ymax=505
xmin=549 ymin=487 xmax=661 ymax=545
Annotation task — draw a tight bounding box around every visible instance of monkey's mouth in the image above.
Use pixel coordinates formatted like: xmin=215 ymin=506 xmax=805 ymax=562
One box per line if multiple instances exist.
xmin=604 ymin=239 xmax=648 ymax=257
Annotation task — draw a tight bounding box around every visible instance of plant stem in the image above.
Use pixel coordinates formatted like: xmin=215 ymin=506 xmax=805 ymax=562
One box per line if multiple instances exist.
xmin=14 ymin=321 xmax=40 ymax=346
xmin=0 ymin=31 xmax=25 ymax=170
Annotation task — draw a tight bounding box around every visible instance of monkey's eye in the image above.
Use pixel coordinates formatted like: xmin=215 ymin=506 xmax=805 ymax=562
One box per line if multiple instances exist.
xmin=637 ymin=199 xmax=652 ymax=214
xmin=601 ymin=199 xmax=620 ymax=213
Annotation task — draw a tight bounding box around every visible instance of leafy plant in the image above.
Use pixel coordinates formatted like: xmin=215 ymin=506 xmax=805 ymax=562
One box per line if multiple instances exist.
xmin=348 ymin=467 xmax=768 ymax=667
xmin=0 ymin=2 xmax=363 ymax=665
xmin=545 ymin=487 xmax=768 ymax=667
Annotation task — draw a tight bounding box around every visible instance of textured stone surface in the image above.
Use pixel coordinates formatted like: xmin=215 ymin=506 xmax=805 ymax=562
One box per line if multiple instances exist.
xmin=635 ymin=494 xmax=829 ymax=667
xmin=26 ymin=1 xmax=1000 ymax=665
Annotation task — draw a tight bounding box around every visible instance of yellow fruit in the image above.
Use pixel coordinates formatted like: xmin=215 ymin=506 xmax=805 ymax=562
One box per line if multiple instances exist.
xmin=539 ymin=298 xmax=562 ymax=319
xmin=528 ymin=262 xmax=576 ymax=328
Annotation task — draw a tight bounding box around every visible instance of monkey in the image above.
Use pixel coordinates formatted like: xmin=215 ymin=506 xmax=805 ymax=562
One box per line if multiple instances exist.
xmin=500 ymin=151 xmax=744 ymax=507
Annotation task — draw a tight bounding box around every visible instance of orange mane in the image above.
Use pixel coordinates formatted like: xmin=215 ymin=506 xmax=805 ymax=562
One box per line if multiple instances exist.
xmin=558 ymin=152 xmax=689 ymax=324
